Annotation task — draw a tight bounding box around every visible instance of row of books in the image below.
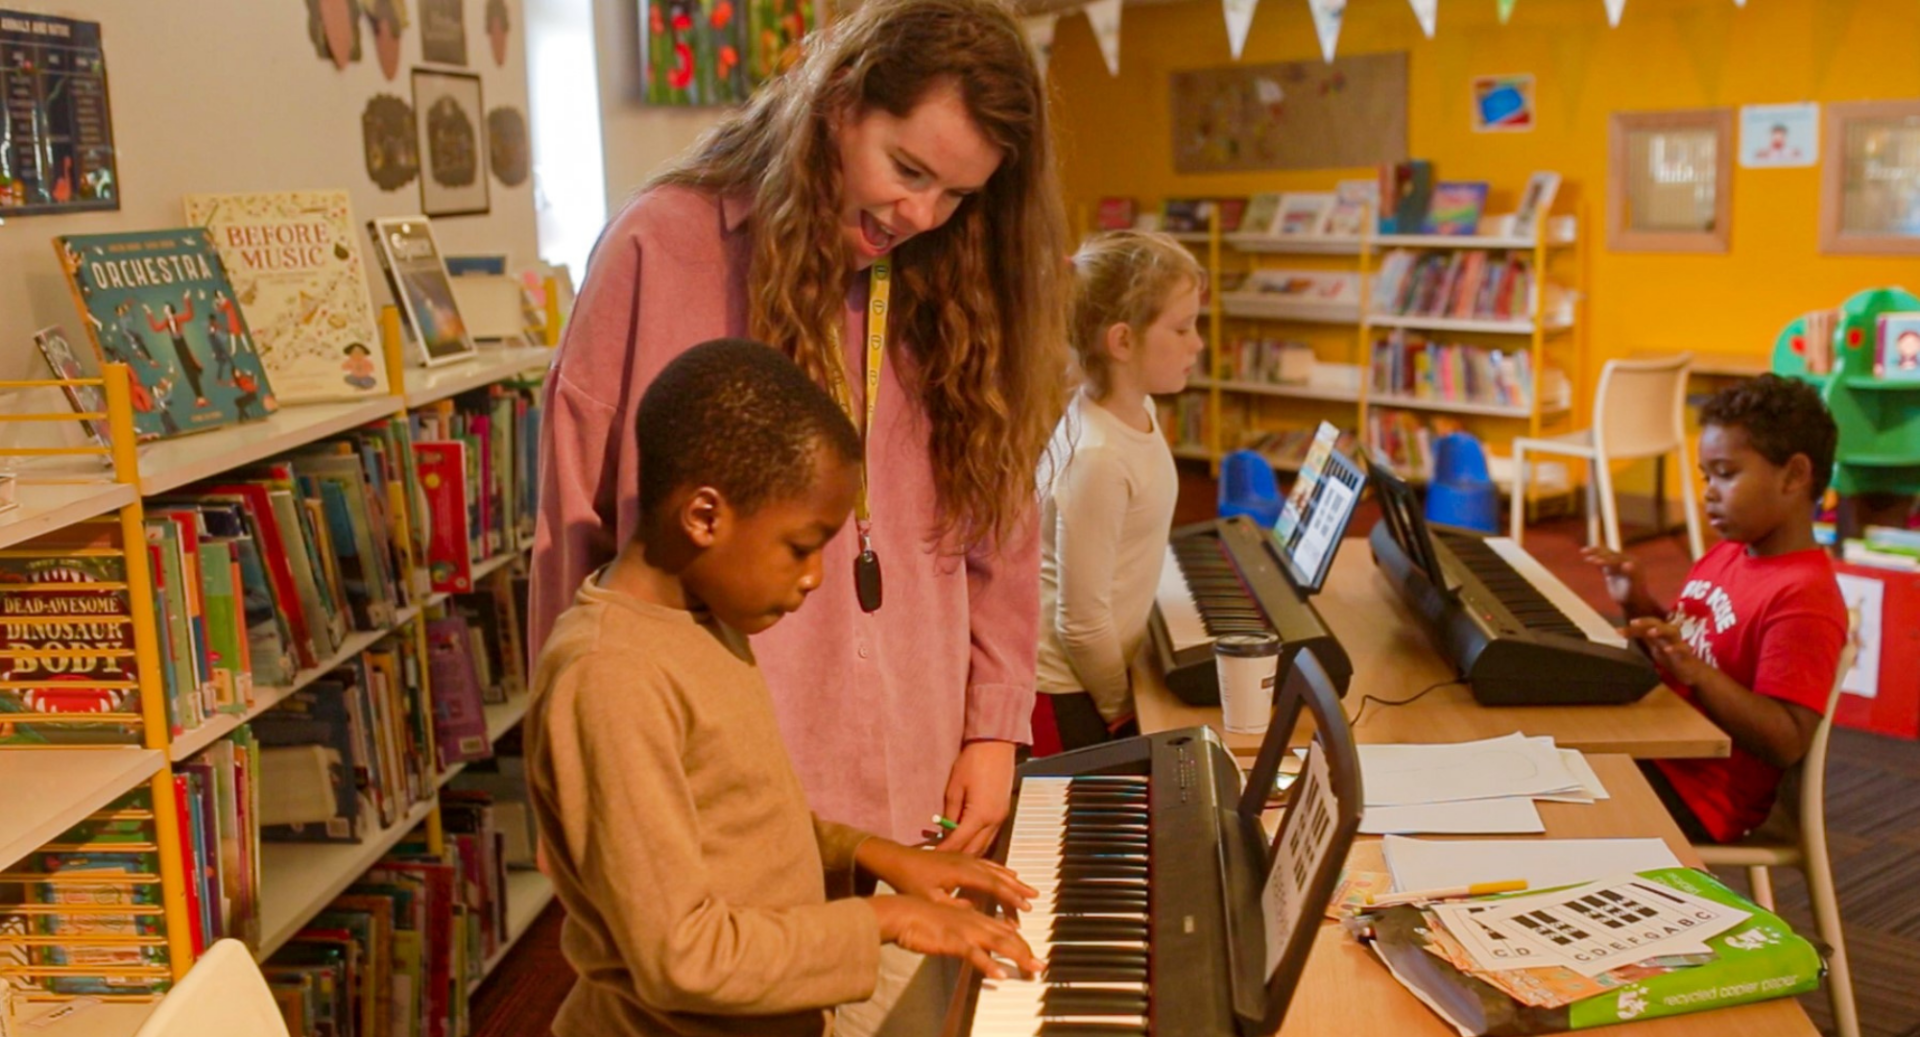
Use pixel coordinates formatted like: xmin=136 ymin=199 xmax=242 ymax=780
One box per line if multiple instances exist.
xmin=177 ymin=732 xmax=264 ymax=954
xmin=41 ymin=191 xmax=556 ymax=449
xmin=411 ymin=383 xmax=541 ymax=595
xmin=1369 ymin=332 xmax=1570 ymax=410
xmin=1160 ymin=391 xmax=1213 ymax=452
xmin=263 ymin=797 xmax=511 ymax=1037
xmin=1246 ymin=425 xmax=1360 ymax=472
xmin=1367 ymin=411 xmax=1465 ymax=481
xmin=1213 ymin=337 xmax=1321 ymax=386
xmin=1098 ymin=168 xmax=1561 ymax=241
xmin=255 ymin=644 xmax=437 ymax=845
xmin=1372 ymin=249 xmax=1538 ymax=322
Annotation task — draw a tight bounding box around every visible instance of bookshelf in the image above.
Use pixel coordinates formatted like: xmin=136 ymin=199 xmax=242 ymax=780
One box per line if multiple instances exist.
xmin=0 ymin=749 xmax=165 ymax=871
xmin=1164 ymin=199 xmax=1586 ymax=490
xmin=470 ymin=868 xmax=557 ymax=995
xmin=0 ymin=333 xmax=554 ymax=1033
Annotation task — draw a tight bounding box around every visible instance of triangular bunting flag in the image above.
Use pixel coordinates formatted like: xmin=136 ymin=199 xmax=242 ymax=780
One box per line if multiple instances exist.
xmin=1497 ymin=0 xmax=1516 ymax=24
xmin=1223 ymin=0 xmax=1260 ymax=59
xmin=1603 ymin=0 xmax=1625 ymax=26
xmin=1022 ymin=13 xmax=1058 ymax=79
xmin=1084 ymin=0 xmax=1123 ymax=77
xmin=1307 ymin=0 xmax=1346 ymax=64
xmin=1408 ymin=0 xmax=1438 ymax=38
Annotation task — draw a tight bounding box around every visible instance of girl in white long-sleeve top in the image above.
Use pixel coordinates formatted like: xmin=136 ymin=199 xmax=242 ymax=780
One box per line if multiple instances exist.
xmin=1035 ymin=231 xmax=1206 ymax=751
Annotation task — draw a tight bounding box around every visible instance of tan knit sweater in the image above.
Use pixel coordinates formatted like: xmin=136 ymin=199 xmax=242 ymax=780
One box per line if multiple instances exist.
xmin=526 ymin=576 xmax=882 ymax=1037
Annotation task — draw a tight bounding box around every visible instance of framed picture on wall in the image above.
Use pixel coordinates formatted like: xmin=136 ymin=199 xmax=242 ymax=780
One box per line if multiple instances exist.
xmin=412 ymin=69 xmax=490 ymax=217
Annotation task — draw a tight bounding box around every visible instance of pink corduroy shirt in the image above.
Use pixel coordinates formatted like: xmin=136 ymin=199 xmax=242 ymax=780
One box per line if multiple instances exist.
xmin=529 ymin=185 xmax=1040 ymax=844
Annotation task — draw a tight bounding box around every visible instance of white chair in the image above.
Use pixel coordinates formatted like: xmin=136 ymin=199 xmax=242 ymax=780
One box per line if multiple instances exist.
xmin=1694 ymin=640 xmax=1860 ymax=1037
xmin=1509 ymin=353 xmax=1705 ymax=559
xmin=133 ymin=938 xmax=290 ymax=1037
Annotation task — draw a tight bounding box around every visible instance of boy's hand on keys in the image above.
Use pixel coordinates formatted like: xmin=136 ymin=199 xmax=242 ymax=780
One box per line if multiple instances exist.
xmin=869 ymin=895 xmax=1046 ymax=979
xmin=1581 ymin=546 xmax=1655 ymax=614
xmin=857 ymin=840 xmax=1037 ymax=915
xmin=1625 ymin=617 xmax=1712 ymax=686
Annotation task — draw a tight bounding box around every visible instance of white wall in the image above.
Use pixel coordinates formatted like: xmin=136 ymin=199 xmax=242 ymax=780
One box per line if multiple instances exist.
xmin=0 ymin=0 xmax=538 ymax=380
xmin=590 ymin=0 xmax=721 ymax=222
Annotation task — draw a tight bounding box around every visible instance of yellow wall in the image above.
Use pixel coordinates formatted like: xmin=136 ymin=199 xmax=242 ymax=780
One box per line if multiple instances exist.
xmin=1046 ymin=0 xmax=1920 ymax=395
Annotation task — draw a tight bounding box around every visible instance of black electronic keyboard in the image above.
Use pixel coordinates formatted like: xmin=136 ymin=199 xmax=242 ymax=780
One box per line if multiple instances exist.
xmin=1367 ymin=459 xmax=1658 ymax=706
xmin=943 ymin=649 xmax=1362 ymax=1037
xmin=1148 ymin=517 xmax=1352 ymax=706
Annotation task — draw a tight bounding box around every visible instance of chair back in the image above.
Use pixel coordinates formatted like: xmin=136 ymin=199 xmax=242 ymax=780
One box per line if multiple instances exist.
xmin=1789 ymin=636 xmax=1858 ymax=828
xmin=133 ymin=939 xmax=291 ymax=1037
xmin=1431 ymin=432 xmax=1493 ymax=484
xmin=1219 ymin=449 xmax=1282 ymax=528
xmin=1592 ymin=352 xmax=1694 ymax=461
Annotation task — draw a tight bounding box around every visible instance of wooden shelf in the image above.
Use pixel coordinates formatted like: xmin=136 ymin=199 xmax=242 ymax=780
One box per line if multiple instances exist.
xmin=484 ymin=695 xmax=531 ymax=745
xmin=13 ymin=999 xmax=158 ymax=1037
xmin=469 ymin=868 xmax=556 ymax=995
xmin=1367 ymin=393 xmax=1570 ymax=419
xmin=1170 ymin=444 xmax=1212 ymax=461
xmin=135 ymin=399 xmax=398 ymax=497
xmin=171 ymin=604 xmax=424 ymax=762
xmin=1220 ymin=293 xmax=1360 ymax=324
xmin=1226 ymin=233 xmax=1364 ymax=255
xmin=402 ymin=346 xmax=551 ymax=409
xmin=1368 ymin=312 xmax=1573 ymax=335
xmin=0 ymin=749 xmax=164 ymax=871
xmin=1189 ymin=377 xmax=1360 ymax=403
xmin=257 ymin=796 xmax=437 ymax=957
xmin=0 ymin=480 xmax=135 ymax=550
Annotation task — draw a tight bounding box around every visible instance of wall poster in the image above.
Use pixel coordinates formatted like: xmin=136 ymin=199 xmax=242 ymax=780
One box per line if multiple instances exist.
xmin=1171 ymin=52 xmax=1407 ymax=175
xmin=0 ymin=10 xmax=118 ymax=216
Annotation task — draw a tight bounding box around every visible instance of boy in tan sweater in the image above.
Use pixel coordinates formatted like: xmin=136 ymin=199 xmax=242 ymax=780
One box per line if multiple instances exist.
xmin=527 ymin=339 xmax=1042 ymax=1037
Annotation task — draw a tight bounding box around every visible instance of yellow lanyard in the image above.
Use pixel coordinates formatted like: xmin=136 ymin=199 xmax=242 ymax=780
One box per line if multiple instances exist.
xmin=831 ymin=259 xmax=890 ymax=528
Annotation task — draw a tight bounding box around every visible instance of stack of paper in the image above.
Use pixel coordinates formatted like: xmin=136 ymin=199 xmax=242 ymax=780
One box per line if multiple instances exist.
xmin=1356 ymin=733 xmax=1607 ymax=835
xmin=1383 ymin=836 xmax=1683 ymax=893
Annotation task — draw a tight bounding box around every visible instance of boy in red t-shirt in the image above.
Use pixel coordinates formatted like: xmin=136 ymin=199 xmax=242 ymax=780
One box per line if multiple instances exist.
xmin=1585 ymin=374 xmax=1846 ymax=843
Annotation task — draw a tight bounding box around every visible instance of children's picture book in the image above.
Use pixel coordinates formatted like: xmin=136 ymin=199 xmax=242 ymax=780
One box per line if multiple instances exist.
xmin=184 ymin=190 xmax=388 ymax=402
xmin=54 ymin=229 xmax=279 ymax=440
xmin=367 ymin=216 xmax=477 ymax=368
xmin=1423 ymin=181 xmax=1491 ymax=235
xmin=1160 ymin=198 xmax=1209 ymax=233
xmin=1511 ymin=171 xmax=1562 ymax=241
xmin=1096 ymin=197 xmax=1138 ymax=231
xmin=1211 ymin=197 xmax=1249 ymax=234
xmin=0 ymin=536 xmax=140 ymax=745
xmin=1877 ymin=313 xmax=1920 ymax=379
xmin=1276 ymin=192 xmax=1337 ymax=235
xmin=1323 ymin=179 xmax=1378 ymax=237
xmin=1241 ymin=192 xmax=1287 ymax=236
xmin=1380 ymin=160 xmax=1434 ymax=234
xmin=33 ymin=325 xmax=112 ymax=452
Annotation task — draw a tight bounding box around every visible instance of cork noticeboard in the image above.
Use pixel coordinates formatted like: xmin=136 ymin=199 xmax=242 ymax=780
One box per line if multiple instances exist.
xmin=1171 ymin=52 xmax=1408 ymax=174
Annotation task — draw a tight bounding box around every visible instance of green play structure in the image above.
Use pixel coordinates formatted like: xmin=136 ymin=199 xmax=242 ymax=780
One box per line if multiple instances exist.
xmin=1772 ymin=286 xmax=1920 ymax=498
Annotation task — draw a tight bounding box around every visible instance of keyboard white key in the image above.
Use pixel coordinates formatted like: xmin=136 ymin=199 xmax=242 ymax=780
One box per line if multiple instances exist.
xmin=1483 ymin=537 xmax=1628 ymax=648
xmin=1155 ymin=546 xmax=1211 ymax=653
xmin=972 ymin=777 xmax=1153 ymax=1036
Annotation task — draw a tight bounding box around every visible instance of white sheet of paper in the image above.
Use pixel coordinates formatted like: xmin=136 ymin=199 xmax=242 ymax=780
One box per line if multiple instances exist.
xmin=1535 ymin=748 xmax=1611 ymax=803
xmin=1361 ymin=797 xmax=1546 ymax=835
xmin=1359 ymin=733 xmax=1583 ymax=806
xmin=1382 ymin=836 xmax=1683 ymax=893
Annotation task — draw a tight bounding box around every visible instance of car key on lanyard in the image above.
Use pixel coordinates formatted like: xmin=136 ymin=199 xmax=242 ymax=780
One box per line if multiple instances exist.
xmin=840 ymin=259 xmax=890 ymax=613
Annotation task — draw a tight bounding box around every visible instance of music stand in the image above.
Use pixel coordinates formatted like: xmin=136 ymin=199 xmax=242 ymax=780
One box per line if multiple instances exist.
xmin=1232 ymin=647 xmax=1365 ymax=1035
xmin=1366 ymin=450 xmax=1457 ymax=596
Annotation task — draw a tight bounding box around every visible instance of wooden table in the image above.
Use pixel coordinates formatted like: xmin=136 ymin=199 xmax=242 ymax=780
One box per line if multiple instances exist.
xmin=1279 ymin=755 xmax=1817 ymax=1036
xmin=1136 ymin=550 xmax=1732 ymax=760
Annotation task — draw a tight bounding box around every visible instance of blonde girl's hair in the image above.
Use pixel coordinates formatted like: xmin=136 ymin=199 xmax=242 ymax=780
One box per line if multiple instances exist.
xmin=653 ymin=0 xmax=1069 ymax=552
xmin=1068 ymin=230 xmax=1206 ymax=398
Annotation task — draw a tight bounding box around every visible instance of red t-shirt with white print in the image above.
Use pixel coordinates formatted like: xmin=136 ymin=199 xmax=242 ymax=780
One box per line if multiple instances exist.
xmin=1652 ymin=541 xmax=1846 ymax=842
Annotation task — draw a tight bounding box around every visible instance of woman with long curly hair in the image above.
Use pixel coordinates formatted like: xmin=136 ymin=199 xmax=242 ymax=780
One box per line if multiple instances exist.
xmin=529 ymin=0 xmax=1066 ymax=1028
